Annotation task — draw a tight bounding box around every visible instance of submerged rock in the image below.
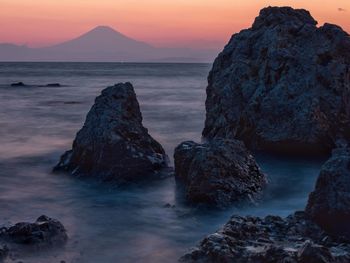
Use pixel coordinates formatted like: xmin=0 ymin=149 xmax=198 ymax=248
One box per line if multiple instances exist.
xmin=174 ymin=139 xmax=266 ymax=208
xmin=202 ymin=6 xmax=350 ymax=156
xmin=46 ymin=83 xmax=61 ymax=87
xmin=306 ymin=147 xmax=350 ymax=237
xmin=180 ymin=212 xmax=350 ymax=262
xmin=1 ymin=215 xmax=67 ymax=248
xmin=54 ymin=82 xmax=168 ymax=183
xmin=10 ymin=82 xmax=26 ymax=87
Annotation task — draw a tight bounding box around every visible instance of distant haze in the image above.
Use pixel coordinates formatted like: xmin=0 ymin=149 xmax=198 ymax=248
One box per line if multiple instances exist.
xmin=0 ymin=26 xmax=218 ymax=62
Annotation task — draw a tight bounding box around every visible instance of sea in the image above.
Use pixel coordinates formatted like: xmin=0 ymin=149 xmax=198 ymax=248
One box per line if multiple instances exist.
xmin=0 ymin=62 xmax=324 ymax=263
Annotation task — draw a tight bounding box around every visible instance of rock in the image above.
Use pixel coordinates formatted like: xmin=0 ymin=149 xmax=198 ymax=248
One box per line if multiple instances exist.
xmin=180 ymin=212 xmax=350 ymax=262
xmin=54 ymin=82 xmax=168 ymax=183
xmin=3 ymin=215 xmax=67 ymax=247
xmin=46 ymin=83 xmax=61 ymax=87
xmin=202 ymin=6 xmax=350 ymax=156
xmin=0 ymin=245 xmax=8 ymax=262
xmin=305 ymin=147 xmax=350 ymax=238
xmin=297 ymin=240 xmax=334 ymax=263
xmin=174 ymin=139 xmax=267 ymax=208
xmin=10 ymin=82 xmax=26 ymax=87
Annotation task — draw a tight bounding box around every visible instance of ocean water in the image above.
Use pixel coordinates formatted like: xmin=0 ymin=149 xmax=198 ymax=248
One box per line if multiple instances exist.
xmin=0 ymin=62 xmax=324 ymax=263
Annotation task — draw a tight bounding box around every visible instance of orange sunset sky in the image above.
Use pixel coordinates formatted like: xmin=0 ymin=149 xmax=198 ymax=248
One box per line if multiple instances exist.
xmin=0 ymin=0 xmax=349 ymax=49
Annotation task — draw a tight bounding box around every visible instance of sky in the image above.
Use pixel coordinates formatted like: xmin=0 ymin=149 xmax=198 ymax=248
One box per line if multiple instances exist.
xmin=0 ymin=0 xmax=349 ymax=49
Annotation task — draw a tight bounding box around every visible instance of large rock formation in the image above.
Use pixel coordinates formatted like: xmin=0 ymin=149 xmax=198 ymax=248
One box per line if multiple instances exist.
xmin=202 ymin=6 xmax=350 ymax=156
xmin=180 ymin=212 xmax=350 ymax=263
xmin=54 ymin=82 xmax=168 ymax=183
xmin=306 ymin=147 xmax=350 ymax=237
xmin=174 ymin=139 xmax=266 ymax=208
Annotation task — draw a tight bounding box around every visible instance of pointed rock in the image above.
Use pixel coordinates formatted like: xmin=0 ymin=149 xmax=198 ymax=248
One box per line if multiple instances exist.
xmin=54 ymin=82 xmax=168 ymax=183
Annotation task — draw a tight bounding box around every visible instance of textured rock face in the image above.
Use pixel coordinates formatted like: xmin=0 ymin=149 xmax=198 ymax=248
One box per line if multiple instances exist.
xmin=180 ymin=212 xmax=350 ymax=263
xmin=306 ymin=147 xmax=350 ymax=237
xmin=1 ymin=215 xmax=67 ymax=248
xmin=203 ymin=6 xmax=350 ymax=155
xmin=54 ymin=82 xmax=168 ymax=183
xmin=174 ymin=139 xmax=267 ymax=208
xmin=0 ymin=215 xmax=67 ymax=262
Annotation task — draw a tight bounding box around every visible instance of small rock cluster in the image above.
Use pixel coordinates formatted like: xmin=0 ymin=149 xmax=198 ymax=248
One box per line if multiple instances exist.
xmin=180 ymin=147 xmax=350 ymax=262
xmin=0 ymin=215 xmax=67 ymax=262
xmin=180 ymin=211 xmax=350 ymax=263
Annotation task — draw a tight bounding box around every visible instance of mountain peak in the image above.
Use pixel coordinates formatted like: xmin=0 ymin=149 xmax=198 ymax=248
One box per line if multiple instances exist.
xmin=90 ymin=25 xmax=118 ymax=33
xmin=85 ymin=25 xmax=124 ymax=37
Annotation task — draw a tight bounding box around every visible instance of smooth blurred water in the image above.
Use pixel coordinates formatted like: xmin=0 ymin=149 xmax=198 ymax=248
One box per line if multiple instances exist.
xmin=0 ymin=62 xmax=324 ymax=263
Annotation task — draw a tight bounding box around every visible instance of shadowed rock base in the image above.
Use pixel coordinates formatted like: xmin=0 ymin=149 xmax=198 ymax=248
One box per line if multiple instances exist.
xmin=306 ymin=147 xmax=350 ymax=238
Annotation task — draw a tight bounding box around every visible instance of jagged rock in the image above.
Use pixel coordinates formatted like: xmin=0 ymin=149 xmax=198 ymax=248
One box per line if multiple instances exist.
xmin=297 ymin=240 xmax=334 ymax=263
xmin=180 ymin=212 xmax=350 ymax=262
xmin=306 ymin=147 xmax=350 ymax=237
xmin=54 ymin=82 xmax=168 ymax=183
xmin=174 ymin=139 xmax=267 ymax=208
xmin=1 ymin=215 xmax=67 ymax=248
xmin=202 ymin=6 xmax=350 ymax=156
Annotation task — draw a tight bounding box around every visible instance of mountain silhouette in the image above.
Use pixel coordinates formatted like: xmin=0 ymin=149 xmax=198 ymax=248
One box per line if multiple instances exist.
xmin=0 ymin=26 xmax=217 ymax=62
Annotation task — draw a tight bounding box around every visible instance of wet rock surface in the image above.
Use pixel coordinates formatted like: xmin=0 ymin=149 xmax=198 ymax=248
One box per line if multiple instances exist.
xmin=180 ymin=212 xmax=350 ymax=263
xmin=0 ymin=215 xmax=67 ymax=261
xmin=174 ymin=139 xmax=267 ymax=208
xmin=54 ymin=82 xmax=169 ymax=183
xmin=306 ymin=147 xmax=350 ymax=237
xmin=202 ymin=6 xmax=350 ymax=156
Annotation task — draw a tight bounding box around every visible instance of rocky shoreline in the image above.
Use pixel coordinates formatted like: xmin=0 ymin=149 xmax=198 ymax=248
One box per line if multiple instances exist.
xmin=2 ymin=5 xmax=349 ymax=263
xmin=180 ymin=147 xmax=350 ymax=262
xmin=178 ymin=6 xmax=350 ymax=262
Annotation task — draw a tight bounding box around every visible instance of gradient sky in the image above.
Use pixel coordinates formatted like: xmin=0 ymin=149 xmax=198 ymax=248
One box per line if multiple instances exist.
xmin=0 ymin=0 xmax=349 ymax=49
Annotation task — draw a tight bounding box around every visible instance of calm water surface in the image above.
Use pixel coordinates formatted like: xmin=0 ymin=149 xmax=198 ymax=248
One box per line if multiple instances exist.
xmin=0 ymin=62 xmax=323 ymax=263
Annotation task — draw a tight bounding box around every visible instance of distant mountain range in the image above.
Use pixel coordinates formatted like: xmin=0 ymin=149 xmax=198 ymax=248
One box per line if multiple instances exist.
xmin=0 ymin=26 xmax=218 ymax=62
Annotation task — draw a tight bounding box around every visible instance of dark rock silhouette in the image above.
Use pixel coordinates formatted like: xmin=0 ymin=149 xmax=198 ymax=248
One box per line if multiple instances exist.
xmin=10 ymin=82 xmax=26 ymax=87
xmin=1 ymin=215 xmax=67 ymax=247
xmin=46 ymin=83 xmax=61 ymax=87
xmin=202 ymin=6 xmax=350 ymax=156
xmin=306 ymin=147 xmax=350 ymax=237
xmin=54 ymin=82 xmax=169 ymax=183
xmin=174 ymin=139 xmax=266 ymax=208
xmin=180 ymin=212 xmax=350 ymax=262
